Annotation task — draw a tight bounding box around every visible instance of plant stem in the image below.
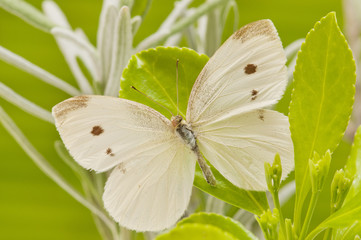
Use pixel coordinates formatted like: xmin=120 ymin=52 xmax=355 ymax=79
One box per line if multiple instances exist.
xmin=322 ymin=228 xmax=331 ymax=240
xmin=105 ymin=6 xmax=132 ymax=97
xmin=135 ymin=0 xmax=228 ymax=51
xmin=83 ymin=183 xmax=117 ymax=240
xmin=0 ymin=46 xmax=80 ymax=96
xmin=299 ymin=192 xmax=320 ymax=240
xmin=0 ymin=106 xmax=118 ymax=239
xmin=0 ymin=82 xmax=54 ymax=123
xmin=51 ymin=27 xmax=100 ymax=69
xmin=0 ymin=0 xmax=56 ymax=32
xmin=322 ymin=205 xmax=335 ymax=240
xmin=158 ymin=0 xmax=193 ymax=32
xmin=284 ymin=39 xmax=305 ymax=59
xmin=272 ymin=189 xmax=287 ymax=240
xmin=54 ymin=141 xmax=102 ymax=201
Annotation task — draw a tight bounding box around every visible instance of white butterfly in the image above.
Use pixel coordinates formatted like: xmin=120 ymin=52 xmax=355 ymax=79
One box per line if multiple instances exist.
xmin=52 ymin=19 xmax=294 ymax=232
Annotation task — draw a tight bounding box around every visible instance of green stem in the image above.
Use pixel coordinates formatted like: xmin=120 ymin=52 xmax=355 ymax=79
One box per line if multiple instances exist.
xmin=272 ymin=189 xmax=287 ymax=240
xmin=322 ymin=204 xmax=336 ymax=240
xmin=305 ymin=227 xmax=327 ymax=240
xmin=293 ymin=165 xmax=310 ymax=234
xmin=0 ymin=46 xmax=81 ymax=96
xmin=54 ymin=141 xmax=102 ymax=201
xmin=299 ymin=192 xmax=320 ymax=240
xmin=285 ymin=219 xmax=294 ymax=240
xmin=0 ymin=0 xmax=56 ymax=32
xmin=322 ymin=228 xmax=331 ymax=240
xmin=135 ymin=0 xmax=228 ymax=51
xmin=0 ymin=82 xmax=54 ymax=124
xmin=83 ymin=183 xmax=118 ymax=240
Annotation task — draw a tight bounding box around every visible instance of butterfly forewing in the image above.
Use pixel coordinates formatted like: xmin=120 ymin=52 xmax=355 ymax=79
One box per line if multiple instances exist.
xmin=52 ymin=95 xmax=196 ymax=231
xmin=52 ymin=95 xmax=175 ymax=171
xmin=187 ymin=20 xmax=294 ymax=191
xmin=187 ymin=20 xmax=287 ymax=126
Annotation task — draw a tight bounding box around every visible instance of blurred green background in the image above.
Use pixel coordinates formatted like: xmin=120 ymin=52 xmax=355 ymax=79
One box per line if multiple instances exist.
xmin=0 ymin=0 xmax=345 ymax=239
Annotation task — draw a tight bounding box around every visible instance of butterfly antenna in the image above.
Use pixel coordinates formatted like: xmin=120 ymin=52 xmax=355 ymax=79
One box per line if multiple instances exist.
xmin=176 ymin=59 xmax=179 ymax=115
xmin=131 ymin=86 xmax=174 ymax=117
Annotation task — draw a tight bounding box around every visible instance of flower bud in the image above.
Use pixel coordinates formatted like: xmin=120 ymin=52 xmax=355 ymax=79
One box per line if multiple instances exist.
xmin=265 ymin=153 xmax=283 ymax=193
xmin=331 ymin=169 xmax=352 ymax=212
xmin=256 ymin=209 xmax=280 ymax=240
xmin=309 ymin=150 xmax=331 ymax=193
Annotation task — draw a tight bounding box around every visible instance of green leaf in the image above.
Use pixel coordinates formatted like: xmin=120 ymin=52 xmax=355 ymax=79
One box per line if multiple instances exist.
xmin=288 ymin=12 xmax=356 ymax=231
xmin=333 ymin=126 xmax=361 ymax=240
xmin=120 ymin=47 xmax=207 ymax=119
xmin=345 ymin=126 xmax=361 ymax=203
xmin=121 ymin=47 xmax=268 ymax=215
xmin=177 ymin=212 xmax=258 ymax=240
xmin=334 ymin=221 xmax=361 ymax=240
xmin=155 ymin=223 xmax=238 ymax=240
xmin=194 ymin=165 xmax=268 ymax=215
xmin=306 ymin=191 xmax=361 ymax=240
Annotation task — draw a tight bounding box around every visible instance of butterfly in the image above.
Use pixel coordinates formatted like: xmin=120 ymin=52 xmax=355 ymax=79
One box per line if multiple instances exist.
xmin=52 ymin=19 xmax=294 ymax=232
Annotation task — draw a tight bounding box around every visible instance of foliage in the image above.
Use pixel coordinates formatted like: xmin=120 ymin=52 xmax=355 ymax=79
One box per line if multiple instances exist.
xmin=0 ymin=0 xmax=361 ymax=239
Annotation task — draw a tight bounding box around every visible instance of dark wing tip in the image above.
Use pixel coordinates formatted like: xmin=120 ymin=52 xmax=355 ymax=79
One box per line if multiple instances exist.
xmin=52 ymin=95 xmax=90 ymax=122
xmin=233 ymin=19 xmax=279 ymax=42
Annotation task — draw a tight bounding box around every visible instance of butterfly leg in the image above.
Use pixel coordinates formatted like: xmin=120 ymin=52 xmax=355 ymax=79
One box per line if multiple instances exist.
xmin=194 ymin=145 xmax=216 ymax=186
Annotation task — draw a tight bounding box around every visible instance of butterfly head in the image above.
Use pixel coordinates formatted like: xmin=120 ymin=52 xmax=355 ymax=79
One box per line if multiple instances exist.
xmin=171 ymin=115 xmax=183 ymax=128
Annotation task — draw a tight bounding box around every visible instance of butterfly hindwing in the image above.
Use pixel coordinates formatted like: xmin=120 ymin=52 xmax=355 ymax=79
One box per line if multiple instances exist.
xmin=196 ymin=109 xmax=293 ymax=191
xmin=52 ymin=95 xmax=196 ymax=231
xmin=103 ymin=140 xmax=196 ymax=231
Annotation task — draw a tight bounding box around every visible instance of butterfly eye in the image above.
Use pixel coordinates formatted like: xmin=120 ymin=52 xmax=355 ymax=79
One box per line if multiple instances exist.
xmin=244 ymin=64 xmax=257 ymax=74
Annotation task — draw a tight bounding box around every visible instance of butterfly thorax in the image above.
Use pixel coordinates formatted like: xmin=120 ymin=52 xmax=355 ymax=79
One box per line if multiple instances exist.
xmin=171 ymin=115 xmax=197 ymax=151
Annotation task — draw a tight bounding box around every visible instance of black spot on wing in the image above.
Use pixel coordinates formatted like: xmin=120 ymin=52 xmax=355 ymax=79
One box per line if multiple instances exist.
xmin=244 ymin=64 xmax=257 ymax=74
xmin=251 ymin=89 xmax=258 ymax=101
xmin=116 ymin=163 xmax=126 ymax=174
xmin=106 ymin=148 xmax=115 ymax=157
xmin=91 ymin=126 xmax=104 ymax=136
xmin=258 ymin=109 xmax=265 ymax=121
